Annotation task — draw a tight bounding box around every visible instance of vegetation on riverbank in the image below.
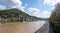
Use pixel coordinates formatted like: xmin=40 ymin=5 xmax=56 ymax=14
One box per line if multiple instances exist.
xmin=49 ymin=3 xmax=60 ymax=33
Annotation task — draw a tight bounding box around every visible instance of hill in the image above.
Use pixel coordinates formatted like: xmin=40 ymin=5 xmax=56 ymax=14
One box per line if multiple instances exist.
xmin=0 ymin=8 xmax=40 ymax=22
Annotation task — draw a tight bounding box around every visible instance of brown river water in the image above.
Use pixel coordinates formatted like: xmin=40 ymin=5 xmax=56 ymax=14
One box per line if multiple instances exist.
xmin=0 ymin=21 xmax=45 ymax=33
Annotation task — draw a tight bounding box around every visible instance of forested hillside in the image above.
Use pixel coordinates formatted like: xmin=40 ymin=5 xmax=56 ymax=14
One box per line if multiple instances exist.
xmin=0 ymin=8 xmax=40 ymax=22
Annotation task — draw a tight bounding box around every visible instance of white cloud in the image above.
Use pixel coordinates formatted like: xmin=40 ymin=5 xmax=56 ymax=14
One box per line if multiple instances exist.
xmin=0 ymin=0 xmax=24 ymax=11
xmin=28 ymin=8 xmax=51 ymax=18
xmin=11 ymin=0 xmax=25 ymax=11
xmin=0 ymin=5 xmax=6 ymax=10
xmin=40 ymin=10 xmax=51 ymax=18
xmin=28 ymin=8 xmax=40 ymax=13
xmin=44 ymin=0 xmax=60 ymax=6
xmin=28 ymin=8 xmax=41 ymax=17
xmin=43 ymin=0 xmax=60 ymax=11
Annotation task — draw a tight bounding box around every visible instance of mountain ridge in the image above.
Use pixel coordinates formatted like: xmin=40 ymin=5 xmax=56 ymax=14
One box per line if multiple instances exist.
xmin=0 ymin=8 xmax=40 ymax=22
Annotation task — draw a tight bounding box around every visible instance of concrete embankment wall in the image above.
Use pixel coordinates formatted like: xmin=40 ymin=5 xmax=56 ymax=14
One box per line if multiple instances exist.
xmin=35 ymin=21 xmax=49 ymax=33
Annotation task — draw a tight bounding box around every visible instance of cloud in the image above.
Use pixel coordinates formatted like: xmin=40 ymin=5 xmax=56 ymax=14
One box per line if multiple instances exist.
xmin=40 ymin=10 xmax=51 ymax=18
xmin=28 ymin=8 xmax=41 ymax=17
xmin=43 ymin=0 xmax=60 ymax=6
xmin=28 ymin=8 xmax=40 ymax=13
xmin=28 ymin=8 xmax=51 ymax=18
xmin=0 ymin=5 xmax=6 ymax=10
xmin=0 ymin=0 xmax=24 ymax=11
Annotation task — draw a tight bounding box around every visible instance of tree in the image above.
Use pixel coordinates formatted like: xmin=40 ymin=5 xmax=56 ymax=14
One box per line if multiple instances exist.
xmin=49 ymin=3 xmax=60 ymax=33
xmin=49 ymin=3 xmax=60 ymax=22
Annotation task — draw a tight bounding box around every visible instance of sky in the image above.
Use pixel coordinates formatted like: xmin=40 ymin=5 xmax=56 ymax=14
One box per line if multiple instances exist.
xmin=0 ymin=0 xmax=60 ymax=18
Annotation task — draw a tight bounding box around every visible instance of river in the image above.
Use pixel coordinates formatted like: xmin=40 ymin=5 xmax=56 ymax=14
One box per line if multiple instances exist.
xmin=0 ymin=21 xmax=46 ymax=33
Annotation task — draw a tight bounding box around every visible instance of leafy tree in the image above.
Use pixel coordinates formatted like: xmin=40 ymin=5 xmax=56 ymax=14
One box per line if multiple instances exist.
xmin=49 ymin=3 xmax=60 ymax=22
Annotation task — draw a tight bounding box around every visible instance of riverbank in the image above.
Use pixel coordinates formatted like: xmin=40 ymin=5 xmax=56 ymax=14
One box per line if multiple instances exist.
xmin=0 ymin=21 xmax=36 ymax=24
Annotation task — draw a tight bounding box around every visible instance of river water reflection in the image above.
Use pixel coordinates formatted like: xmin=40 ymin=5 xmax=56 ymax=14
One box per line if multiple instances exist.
xmin=0 ymin=21 xmax=45 ymax=33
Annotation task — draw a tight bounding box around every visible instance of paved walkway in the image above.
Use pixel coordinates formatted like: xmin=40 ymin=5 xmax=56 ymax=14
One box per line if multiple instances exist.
xmin=35 ymin=21 xmax=49 ymax=33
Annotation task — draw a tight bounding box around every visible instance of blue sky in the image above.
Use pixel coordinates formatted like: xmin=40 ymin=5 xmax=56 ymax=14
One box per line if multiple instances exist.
xmin=22 ymin=0 xmax=52 ymax=11
xmin=0 ymin=0 xmax=60 ymax=18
